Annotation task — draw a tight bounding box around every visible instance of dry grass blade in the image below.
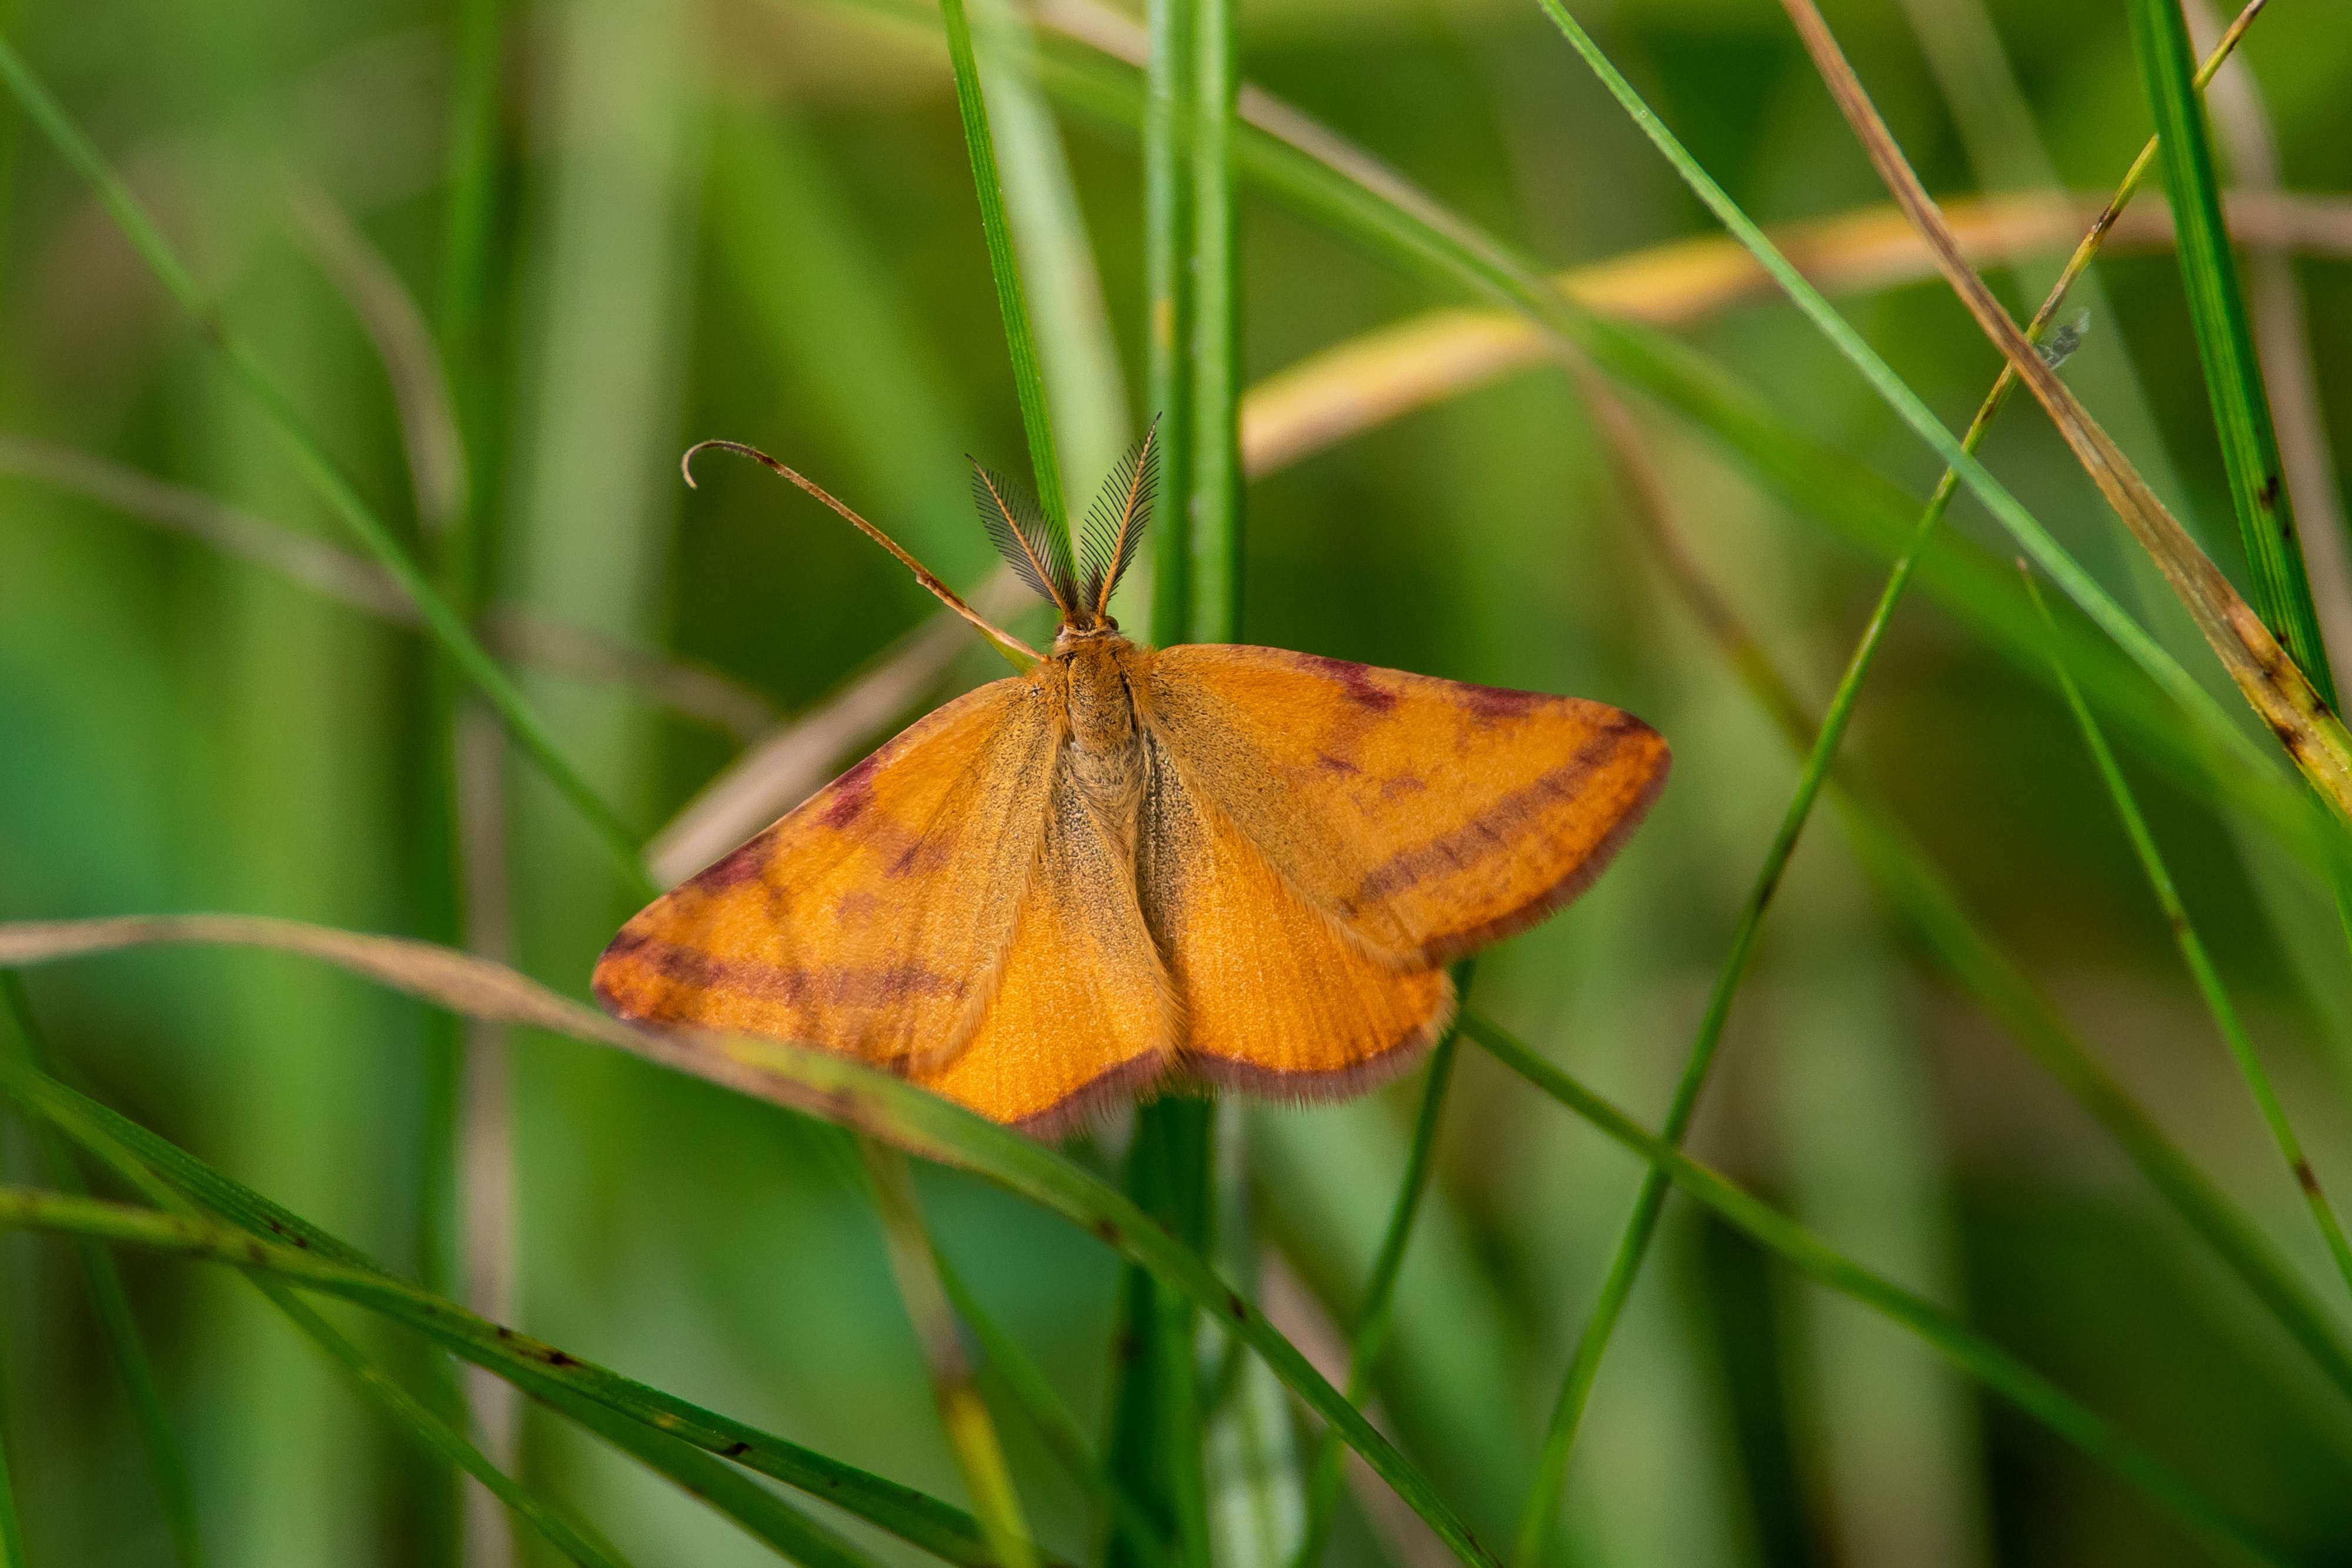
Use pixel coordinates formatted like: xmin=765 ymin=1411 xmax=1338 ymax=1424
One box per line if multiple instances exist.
xmin=1770 ymin=0 xmax=2352 ymax=820
xmin=1237 ymin=189 xmax=2352 ymax=480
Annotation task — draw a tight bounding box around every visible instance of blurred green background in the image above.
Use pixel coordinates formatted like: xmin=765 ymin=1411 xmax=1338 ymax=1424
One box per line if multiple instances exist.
xmin=6 ymin=0 xmax=2352 ymax=1563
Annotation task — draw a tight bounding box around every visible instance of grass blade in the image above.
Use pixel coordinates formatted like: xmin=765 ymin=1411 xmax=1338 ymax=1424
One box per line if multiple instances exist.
xmin=1184 ymin=0 xmax=1241 ymax=641
xmin=0 ymin=977 xmax=208 ymax=1568
xmin=0 ymin=918 xmax=1497 ymax=1567
xmin=1460 ymin=1018 xmax=2296 ymax=1568
xmin=864 ymin=1142 xmax=1043 ymax=1568
xmin=0 ymin=1350 xmax=20 ymax=1568
xmin=2023 ymin=566 xmax=2352 ymax=1303
xmin=1144 ymin=0 xmax=1195 ymax=644
xmin=1292 ymin=975 xmax=1468 ymax=1568
xmin=2130 ymin=0 xmax=2333 ymax=701
xmin=0 ymin=32 xmax=653 ymax=895
xmin=941 ymin=0 xmax=1068 ymax=535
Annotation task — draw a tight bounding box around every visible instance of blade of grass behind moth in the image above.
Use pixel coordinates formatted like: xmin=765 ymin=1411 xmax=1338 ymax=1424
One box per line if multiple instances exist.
xmin=2023 ymin=566 xmax=2352 ymax=1305
xmin=2 ymin=981 xmax=634 ymax=1568
xmin=834 ymin=0 xmax=2329 ymax=878
xmin=0 ymin=975 xmax=208 ymax=1568
xmin=1111 ymin=0 xmax=1211 ymax=1554
xmin=864 ymin=1143 xmax=1043 ymax=1568
xmin=971 ymin=0 xmax=1132 ymax=512
xmin=1185 ymin=0 xmax=1241 ymax=641
xmin=1459 ymin=1019 xmax=2297 ymax=1567
xmin=941 ymin=0 xmax=1068 ymax=535
xmin=0 ymin=1046 xmax=1013 ymax=1568
xmin=1291 ymin=972 xmax=1469 ymax=1568
xmin=0 ymin=917 xmax=1498 ymax=1567
xmin=0 ymin=34 xmax=653 ymax=896
xmin=2130 ymin=0 xmax=2333 ymax=704
xmin=1750 ymin=0 xmax=2352 ymax=820
xmin=1625 ymin=480 xmax=2352 ymax=1415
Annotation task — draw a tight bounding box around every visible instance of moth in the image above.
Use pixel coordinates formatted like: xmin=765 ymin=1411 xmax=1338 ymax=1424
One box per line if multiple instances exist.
xmin=594 ymin=427 xmax=1669 ymax=1135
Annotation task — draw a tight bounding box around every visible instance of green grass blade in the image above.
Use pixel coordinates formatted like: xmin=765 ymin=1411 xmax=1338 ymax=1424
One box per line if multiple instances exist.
xmin=0 ymin=31 xmax=652 ymax=897
xmin=2129 ymin=0 xmax=2333 ymax=703
xmin=1292 ymin=972 xmax=1468 ymax=1568
xmin=0 ymin=920 xmax=1496 ymax=1567
xmin=1144 ymin=0 xmax=1195 ymax=645
xmin=940 ymin=0 xmax=1068 ymax=535
xmin=864 ymin=1141 xmax=1042 ymax=1568
xmin=2024 ymin=567 xmax=2352 ymax=1303
xmin=1184 ymin=0 xmax=1241 ymax=642
xmin=0 ymin=977 xmax=207 ymax=1568
xmin=1460 ymin=1019 xmax=2296 ymax=1567
xmin=0 ymin=1054 xmax=1023 ymax=1568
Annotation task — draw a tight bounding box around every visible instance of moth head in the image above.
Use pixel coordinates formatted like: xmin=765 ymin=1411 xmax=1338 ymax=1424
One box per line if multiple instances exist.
xmin=972 ymin=418 xmax=1161 ymax=637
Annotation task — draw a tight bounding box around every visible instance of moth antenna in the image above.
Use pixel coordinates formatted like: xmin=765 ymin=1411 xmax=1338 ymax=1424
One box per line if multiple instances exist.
xmin=1080 ymin=415 xmax=1161 ymax=618
xmin=968 ymin=459 xmax=1078 ymax=620
xmin=683 ymin=440 xmax=1042 ymax=665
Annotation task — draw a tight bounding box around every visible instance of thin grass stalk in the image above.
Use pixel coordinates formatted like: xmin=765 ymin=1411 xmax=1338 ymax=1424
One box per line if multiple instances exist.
xmin=0 ymin=34 xmax=653 ymax=894
xmin=2022 ymin=567 xmax=2352 ymax=1303
xmin=1505 ymin=39 xmax=2265 ymax=1532
xmin=1110 ymin=0 xmax=1214 ymax=1556
xmin=428 ymin=6 xmax=509 ymax=1559
xmin=1145 ymin=0 xmax=1196 ymax=643
xmin=865 ymin=1143 xmax=1042 ymax=1568
xmin=941 ymin=0 xmax=1070 ymax=533
xmin=2129 ymin=0 xmax=2331 ymax=701
xmin=0 ymin=922 xmax=1496 ymax=1567
xmin=1292 ymin=975 xmax=1470 ymax=1568
xmin=1 ymin=982 xmax=627 ymax=1567
xmin=1623 ymin=474 xmax=2352 ymax=1410
xmin=0 ymin=976 xmax=208 ymax=1567
xmin=1186 ymin=0 xmax=1241 ymax=639
xmin=1459 ymin=1018 xmax=2294 ymax=1567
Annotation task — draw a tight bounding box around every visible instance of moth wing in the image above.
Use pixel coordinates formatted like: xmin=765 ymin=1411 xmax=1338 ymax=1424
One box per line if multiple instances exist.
xmin=1135 ymin=726 xmax=1453 ymax=1096
xmin=914 ymin=767 xmax=1177 ymax=1133
xmin=593 ymin=676 xmax=1057 ymax=1065
xmin=1129 ymin=644 xmax=1669 ymax=966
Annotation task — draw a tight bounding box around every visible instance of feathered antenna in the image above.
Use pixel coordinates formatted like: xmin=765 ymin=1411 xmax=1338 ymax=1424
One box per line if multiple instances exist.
xmin=968 ymin=459 xmax=1078 ymax=620
xmin=1079 ymin=417 xmax=1161 ymax=620
xmin=683 ymin=440 xmax=1041 ymax=666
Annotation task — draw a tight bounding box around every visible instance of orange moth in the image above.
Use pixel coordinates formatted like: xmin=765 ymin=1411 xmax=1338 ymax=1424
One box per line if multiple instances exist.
xmin=594 ymin=427 xmax=1669 ymax=1135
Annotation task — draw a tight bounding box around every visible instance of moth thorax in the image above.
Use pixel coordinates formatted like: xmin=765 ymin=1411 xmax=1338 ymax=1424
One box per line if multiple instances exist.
xmin=1060 ymin=637 xmax=1144 ymax=814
